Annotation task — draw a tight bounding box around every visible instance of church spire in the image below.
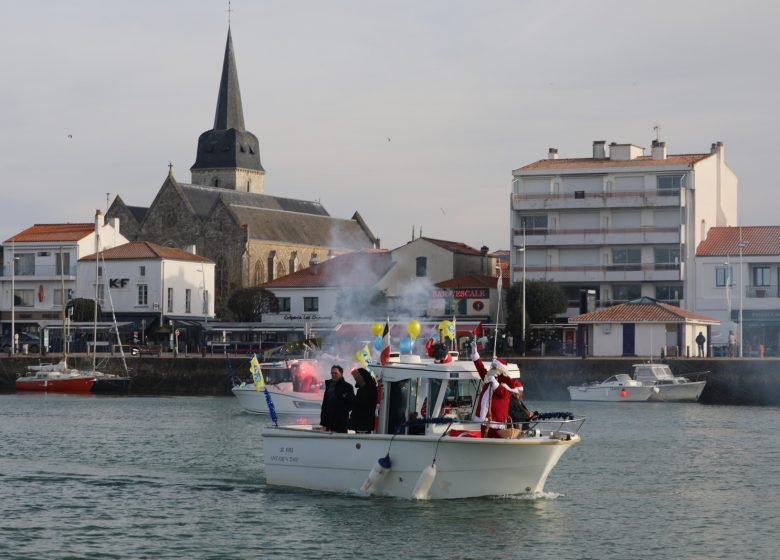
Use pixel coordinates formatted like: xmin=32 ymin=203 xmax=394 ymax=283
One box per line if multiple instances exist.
xmin=213 ymin=28 xmax=245 ymax=131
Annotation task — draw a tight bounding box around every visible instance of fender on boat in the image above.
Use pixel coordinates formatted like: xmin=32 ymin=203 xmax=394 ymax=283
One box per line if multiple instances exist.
xmin=411 ymin=463 xmax=437 ymax=500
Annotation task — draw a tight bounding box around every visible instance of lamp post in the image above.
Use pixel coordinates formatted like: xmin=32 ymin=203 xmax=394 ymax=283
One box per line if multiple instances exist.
xmin=520 ymin=225 xmax=526 ymax=356
xmin=738 ymin=234 xmax=748 ymax=358
xmin=10 ymin=243 xmax=18 ymax=355
xmin=196 ymin=267 xmax=207 ymax=354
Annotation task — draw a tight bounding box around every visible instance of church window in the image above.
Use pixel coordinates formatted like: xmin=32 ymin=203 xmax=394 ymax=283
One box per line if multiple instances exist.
xmin=215 ymin=256 xmax=229 ymax=299
xmin=253 ymin=260 xmax=265 ymax=286
xmin=249 ymin=146 xmax=255 ymax=154
xmin=277 ymin=261 xmax=287 ymax=278
xmin=267 ymin=252 xmax=277 ymax=282
xmin=240 ymin=144 xmax=246 ymax=153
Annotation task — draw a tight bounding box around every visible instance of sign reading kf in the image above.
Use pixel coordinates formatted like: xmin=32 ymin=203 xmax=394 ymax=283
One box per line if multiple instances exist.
xmin=110 ymin=278 xmax=130 ymax=288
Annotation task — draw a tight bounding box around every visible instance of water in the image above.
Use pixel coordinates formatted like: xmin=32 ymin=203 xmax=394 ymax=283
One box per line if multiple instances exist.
xmin=1 ymin=394 xmax=777 ymax=560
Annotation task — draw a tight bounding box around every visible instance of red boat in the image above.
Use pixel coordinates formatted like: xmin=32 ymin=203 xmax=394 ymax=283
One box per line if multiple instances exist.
xmin=16 ymin=370 xmax=96 ymax=393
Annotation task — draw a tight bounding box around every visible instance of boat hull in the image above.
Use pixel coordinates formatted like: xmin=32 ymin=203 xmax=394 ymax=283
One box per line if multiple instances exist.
xmin=16 ymin=377 xmax=95 ymax=394
xmin=92 ymin=376 xmax=132 ymax=394
xmin=262 ymin=426 xmax=579 ymax=499
xmin=649 ymin=381 xmax=706 ymax=402
xmin=232 ymin=385 xmax=321 ymax=415
xmin=568 ymin=386 xmax=655 ymax=402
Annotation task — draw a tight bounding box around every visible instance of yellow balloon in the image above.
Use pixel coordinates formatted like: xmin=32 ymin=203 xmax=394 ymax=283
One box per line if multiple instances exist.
xmin=371 ymin=322 xmax=384 ymax=336
xmin=407 ymin=320 xmax=421 ymax=339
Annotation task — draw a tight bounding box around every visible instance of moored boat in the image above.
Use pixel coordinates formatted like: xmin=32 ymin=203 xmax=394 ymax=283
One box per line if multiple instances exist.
xmin=632 ymin=363 xmax=706 ymax=402
xmin=232 ymin=360 xmax=325 ymax=416
xmin=16 ymin=369 xmax=96 ymax=393
xmin=568 ymin=374 xmax=657 ymax=402
xmin=262 ymin=355 xmax=584 ymax=499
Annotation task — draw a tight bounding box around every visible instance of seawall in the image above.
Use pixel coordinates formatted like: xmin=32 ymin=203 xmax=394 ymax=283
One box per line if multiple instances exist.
xmin=2 ymin=355 xmax=779 ymax=406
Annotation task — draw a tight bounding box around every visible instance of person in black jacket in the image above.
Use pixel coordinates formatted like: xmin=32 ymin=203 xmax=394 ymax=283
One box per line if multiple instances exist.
xmin=349 ymin=368 xmax=378 ymax=433
xmin=320 ymin=365 xmax=354 ymax=433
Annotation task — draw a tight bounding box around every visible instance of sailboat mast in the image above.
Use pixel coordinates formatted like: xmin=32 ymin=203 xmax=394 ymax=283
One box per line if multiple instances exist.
xmin=92 ymin=210 xmax=101 ymax=372
xmin=60 ymin=247 xmax=67 ymax=361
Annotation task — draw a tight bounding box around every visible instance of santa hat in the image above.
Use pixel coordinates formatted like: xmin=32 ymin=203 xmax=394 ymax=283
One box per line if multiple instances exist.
xmin=491 ymin=358 xmax=509 ymax=376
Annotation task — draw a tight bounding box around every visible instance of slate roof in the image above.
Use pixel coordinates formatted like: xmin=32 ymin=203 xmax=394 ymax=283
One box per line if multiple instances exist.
xmin=6 ymin=223 xmax=94 ymax=243
xmin=696 ymin=226 xmax=780 ymax=256
xmin=80 ymin=241 xmax=212 ymax=263
xmin=568 ymin=297 xmax=719 ymax=324
xmin=422 ymin=237 xmax=485 ymax=256
xmin=126 ymin=206 xmax=148 ymax=223
xmin=436 ymin=274 xmax=509 ymax=289
xmin=180 ymin=183 xmax=329 ymax=220
xmin=262 ymin=249 xmax=393 ymax=288
xmin=516 ymin=153 xmax=710 ymax=172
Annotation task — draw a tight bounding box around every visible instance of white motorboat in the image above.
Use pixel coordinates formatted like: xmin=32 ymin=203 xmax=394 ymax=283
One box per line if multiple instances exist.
xmin=632 ymin=363 xmax=707 ymax=402
xmin=262 ymin=355 xmax=584 ymax=499
xmin=568 ymin=374 xmax=657 ymax=402
xmin=232 ymin=360 xmax=326 ymax=416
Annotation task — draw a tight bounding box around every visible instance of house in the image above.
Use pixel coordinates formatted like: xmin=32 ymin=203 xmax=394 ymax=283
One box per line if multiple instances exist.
xmin=511 ymin=139 xmax=738 ymax=317
xmin=568 ymin=296 xmax=719 ymax=357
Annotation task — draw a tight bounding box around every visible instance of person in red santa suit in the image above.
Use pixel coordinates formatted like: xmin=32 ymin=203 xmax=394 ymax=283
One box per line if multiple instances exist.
xmin=471 ymin=349 xmax=515 ymax=438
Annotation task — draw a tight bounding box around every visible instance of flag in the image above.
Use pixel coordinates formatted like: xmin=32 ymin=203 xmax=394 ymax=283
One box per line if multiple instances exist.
xmin=250 ymin=354 xmax=264 ymax=391
xmin=380 ymin=321 xmax=391 ymax=365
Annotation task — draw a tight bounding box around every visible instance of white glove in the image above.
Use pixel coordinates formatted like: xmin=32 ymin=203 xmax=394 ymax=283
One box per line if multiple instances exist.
xmin=485 ymin=374 xmax=499 ymax=389
xmin=470 ymin=349 xmax=480 ymax=362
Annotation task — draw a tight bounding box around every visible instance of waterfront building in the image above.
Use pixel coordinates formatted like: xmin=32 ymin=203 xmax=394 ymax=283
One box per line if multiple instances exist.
xmin=510 ymin=139 xmax=738 ymax=316
xmin=695 ymin=226 xmax=780 ymax=356
xmin=568 ymin=296 xmax=719 ymax=357
xmin=107 ymin=28 xmax=378 ymax=316
xmin=77 ymin=241 xmax=215 ymax=348
xmin=0 ymin=213 xmax=127 ymax=343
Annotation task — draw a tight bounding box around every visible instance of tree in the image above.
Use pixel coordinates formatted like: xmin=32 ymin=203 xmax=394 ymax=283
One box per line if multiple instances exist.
xmin=334 ymin=287 xmax=388 ymax=320
xmin=67 ymin=298 xmax=101 ymax=322
xmin=505 ymin=280 xmax=567 ymax=348
xmin=226 ymin=287 xmax=278 ymax=322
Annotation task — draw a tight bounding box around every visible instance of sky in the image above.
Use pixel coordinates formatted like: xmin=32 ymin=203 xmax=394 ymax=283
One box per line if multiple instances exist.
xmin=2 ymin=1 xmax=780 ymax=253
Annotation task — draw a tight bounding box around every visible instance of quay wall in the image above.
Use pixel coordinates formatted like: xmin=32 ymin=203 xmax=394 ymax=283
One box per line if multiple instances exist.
xmin=1 ymin=355 xmax=779 ymax=406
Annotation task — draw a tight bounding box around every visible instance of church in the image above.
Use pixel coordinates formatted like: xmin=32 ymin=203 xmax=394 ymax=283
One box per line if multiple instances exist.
xmin=107 ymin=28 xmax=379 ymax=316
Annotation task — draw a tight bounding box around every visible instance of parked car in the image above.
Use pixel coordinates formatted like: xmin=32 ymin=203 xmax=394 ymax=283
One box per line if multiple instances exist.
xmin=2 ymin=332 xmax=41 ymax=353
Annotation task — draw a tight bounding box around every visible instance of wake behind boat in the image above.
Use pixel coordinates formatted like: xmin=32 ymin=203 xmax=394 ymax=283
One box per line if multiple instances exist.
xmin=568 ymin=374 xmax=658 ymax=402
xmin=262 ymin=354 xmax=584 ymax=499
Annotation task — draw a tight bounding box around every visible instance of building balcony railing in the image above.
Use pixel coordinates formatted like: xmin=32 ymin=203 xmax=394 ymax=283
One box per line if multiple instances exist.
xmin=512 ymin=190 xmax=680 ymax=210
xmin=513 ymin=226 xmax=680 ymax=247
xmin=511 ymin=262 xmax=682 ymax=283
xmin=747 ymin=285 xmax=778 ymax=298
xmin=0 ymin=265 xmax=77 ymax=278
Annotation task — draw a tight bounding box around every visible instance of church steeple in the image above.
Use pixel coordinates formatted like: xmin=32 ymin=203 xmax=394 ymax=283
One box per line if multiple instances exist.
xmin=191 ymin=27 xmax=265 ymax=193
xmin=213 ymin=28 xmax=245 ymax=131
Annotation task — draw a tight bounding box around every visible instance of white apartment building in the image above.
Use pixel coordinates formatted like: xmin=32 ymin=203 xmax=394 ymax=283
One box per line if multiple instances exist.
xmin=511 ymin=139 xmax=737 ymax=315
xmin=1 ymin=212 xmax=127 ymax=335
xmin=696 ymin=226 xmax=780 ymax=355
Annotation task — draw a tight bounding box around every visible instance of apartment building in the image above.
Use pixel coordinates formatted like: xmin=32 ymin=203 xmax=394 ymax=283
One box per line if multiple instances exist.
xmin=510 ymin=139 xmax=737 ymax=315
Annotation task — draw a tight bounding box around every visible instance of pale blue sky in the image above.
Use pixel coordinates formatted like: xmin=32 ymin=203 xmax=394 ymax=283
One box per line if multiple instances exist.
xmin=2 ymin=1 xmax=778 ymax=252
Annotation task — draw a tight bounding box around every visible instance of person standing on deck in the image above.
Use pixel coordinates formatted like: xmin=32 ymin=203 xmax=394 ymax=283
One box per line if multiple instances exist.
xmin=320 ymin=365 xmax=354 ymax=433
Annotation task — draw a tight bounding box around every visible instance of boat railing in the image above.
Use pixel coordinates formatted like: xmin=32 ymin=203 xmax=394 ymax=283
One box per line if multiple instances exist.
xmin=401 ymin=414 xmax=586 ymax=438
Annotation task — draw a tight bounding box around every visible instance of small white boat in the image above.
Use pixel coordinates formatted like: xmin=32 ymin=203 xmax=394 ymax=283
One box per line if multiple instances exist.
xmin=232 ymin=360 xmax=326 ymax=416
xmin=262 ymin=355 xmax=584 ymax=499
xmin=568 ymin=374 xmax=657 ymax=402
xmin=632 ymin=363 xmax=706 ymax=402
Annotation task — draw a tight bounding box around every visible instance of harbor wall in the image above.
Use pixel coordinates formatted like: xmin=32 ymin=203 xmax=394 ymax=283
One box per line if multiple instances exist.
xmin=1 ymin=355 xmax=779 ymax=406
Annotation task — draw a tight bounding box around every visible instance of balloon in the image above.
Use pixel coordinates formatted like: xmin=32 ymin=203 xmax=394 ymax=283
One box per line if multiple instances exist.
xmin=407 ymin=320 xmax=422 ymax=339
xmin=438 ymin=320 xmax=456 ymax=341
xmin=399 ymin=337 xmax=412 ymax=353
xmin=371 ymin=322 xmax=384 ymax=336
xmin=374 ymin=335 xmax=382 ymax=351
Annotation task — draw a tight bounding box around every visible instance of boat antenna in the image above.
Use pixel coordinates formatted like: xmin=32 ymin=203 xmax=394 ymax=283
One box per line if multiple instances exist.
xmin=100 ymin=247 xmax=129 ymax=375
xmin=492 ymin=265 xmax=502 ymax=360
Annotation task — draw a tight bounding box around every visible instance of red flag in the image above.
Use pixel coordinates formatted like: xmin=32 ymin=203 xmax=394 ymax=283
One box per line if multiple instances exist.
xmin=380 ymin=321 xmax=391 ymax=365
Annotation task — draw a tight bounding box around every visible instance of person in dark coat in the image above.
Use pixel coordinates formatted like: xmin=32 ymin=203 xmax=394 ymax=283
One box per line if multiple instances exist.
xmin=320 ymin=365 xmax=354 ymax=433
xmin=349 ymin=368 xmax=378 ymax=433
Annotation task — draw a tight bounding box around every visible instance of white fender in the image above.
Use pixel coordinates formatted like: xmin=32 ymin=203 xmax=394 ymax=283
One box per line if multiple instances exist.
xmin=411 ymin=463 xmax=437 ymax=500
xmin=360 ymin=456 xmax=391 ymax=494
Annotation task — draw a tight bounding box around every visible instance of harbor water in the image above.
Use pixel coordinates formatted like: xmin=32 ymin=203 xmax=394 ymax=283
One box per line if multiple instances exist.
xmin=1 ymin=394 xmax=778 ymax=559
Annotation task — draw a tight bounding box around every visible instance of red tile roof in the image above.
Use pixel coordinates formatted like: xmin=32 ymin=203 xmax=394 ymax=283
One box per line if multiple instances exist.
xmin=569 ymin=297 xmax=719 ymax=324
xmin=6 ymin=223 xmax=95 ymax=243
xmin=80 ymin=242 xmax=212 ymax=263
xmin=262 ymin=249 xmax=393 ymax=288
xmin=516 ymin=153 xmax=710 ymax=172
xmin=421 ymin=237 xmax=485 ymax=256
xmin=696 ymin=226 xmax=780 ymax=256
xmin=436 ymin=274 xmax=509 ymax=289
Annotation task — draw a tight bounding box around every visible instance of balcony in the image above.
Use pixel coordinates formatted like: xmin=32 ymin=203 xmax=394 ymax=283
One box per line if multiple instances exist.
xmin=512 ymin=190 xmax=680 ymax=211
xmin=513 ymin=226 xmax=680 ymax=247
xmin=511 ymin=262 xmax=682 ymax=283
xmin=0 ymin=265 xmax=77 ymax=279
xmin=747 ymin=285 xmax=777 ymax=299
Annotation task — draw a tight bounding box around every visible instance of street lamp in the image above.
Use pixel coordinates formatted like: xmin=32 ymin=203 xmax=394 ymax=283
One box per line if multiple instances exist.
xmin=520 ymin=225 xmax=526 ymax=356
xmin=10 ymin=245 xmax=19 ymax=355
xmin=738 ymin=233 xmax=748 ymax=358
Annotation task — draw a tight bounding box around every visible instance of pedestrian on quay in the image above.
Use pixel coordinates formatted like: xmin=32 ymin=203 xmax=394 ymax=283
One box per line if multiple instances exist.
xmin=696 ymin=331 xmax=706 ymax=357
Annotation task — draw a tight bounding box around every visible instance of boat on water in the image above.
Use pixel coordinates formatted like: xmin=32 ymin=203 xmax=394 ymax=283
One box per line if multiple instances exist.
xmin=568 ymin=373 xmax=658 ymax=402
xmin=632 ymin=363 xmax=707 ymax=402
xmin=15 ymin=363 xmax=96 ymax=393
xmin=262 ymin=354 xmax=584 ymax=499
xmin=232 ymin=360 xmax=325 ymax=415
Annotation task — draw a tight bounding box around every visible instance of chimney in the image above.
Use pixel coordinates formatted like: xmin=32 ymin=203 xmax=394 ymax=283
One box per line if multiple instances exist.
xmin=651 ymin=140 xmax=667 ymax=160
xmin=185 ymin=244 xmax=197 ymax=254
xmin=309 ymin=254 xmax=318 ymax=274
xmin=711 ymin=141 xmax=724 ymax=157
xmin=95 ymin=209 xmax=104 ymax=227
xmin=110 ymin=217 xmax=120 ymax=232
xmin=592 ymin=140 xmax=607 ymax=159
xmin=548 ymin=148 xmax=559 ymax=160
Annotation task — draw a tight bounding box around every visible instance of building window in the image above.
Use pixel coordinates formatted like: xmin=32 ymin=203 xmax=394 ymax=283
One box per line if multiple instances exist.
xmin=138 ymin=285 xmax=148 ymax=306
xmin=303 ymin=297 xmax=319 ymax=312
xmin=753 ymin=267 xmax=771 ymax=287
xmin=278 ymin=297 xmax=291 ymax=312
xmin=14 ymin=289 xmax=34 ymax=307
xmin=519 ymin=215 xmax=548 ymax=234
xmin=203 ymin=290 xmax=209 ymax=315
xmin=140 ymin=266 xmax=146 ymax=277
xmin=97 ymin=284 xmax=105 ymax=305
xmin=54 ymin=289 xmax=65 ymax=306
xmin=98 ymin=266 xmax=103 ymax=277
xmin=657 ymin=175 xmax=682 ymax=196
xmin=654 ymin=247 xmax=680 ymax=270
xmin=716 ymin=267 xmax=733 ymax=287
xmin=612 ymin=284 xmax=641 ymax=302
xmin=185 ymin=289 xmax=191 ymax=313
xmin=167 ymin=287 xmax=174 ymax=312
xmin=16 ymin=254 xmax=34 ymax=276
xmin=55 ymin=253 xmax=71 ymax=276
xmin=656 ymin=284 xmax=683 ymax=303
xmin=416 ymin=256 xmax=427 ymax=277
xmin=611 ymin=248 xmax=641 ymax=270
